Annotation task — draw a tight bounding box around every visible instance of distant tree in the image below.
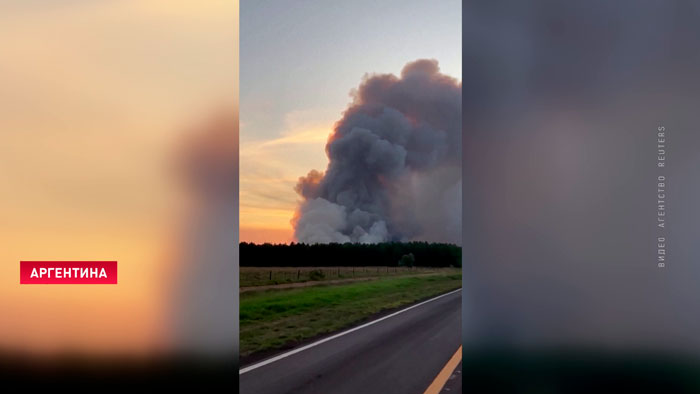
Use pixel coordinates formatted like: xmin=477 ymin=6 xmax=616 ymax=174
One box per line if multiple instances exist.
xmin=398 ymin=253 xmax=415 ymax=267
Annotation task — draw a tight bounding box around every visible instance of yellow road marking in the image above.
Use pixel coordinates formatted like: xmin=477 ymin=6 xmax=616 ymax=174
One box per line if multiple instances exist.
xmin=423 ymin=345 xmax=462 ymax=394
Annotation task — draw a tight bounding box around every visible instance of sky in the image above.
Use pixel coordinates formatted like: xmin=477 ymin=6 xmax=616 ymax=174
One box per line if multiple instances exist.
xmin=240 ymin=0 xmax=462 ymax=243
xmin=0 ymin=0 xmax=237 ymax=355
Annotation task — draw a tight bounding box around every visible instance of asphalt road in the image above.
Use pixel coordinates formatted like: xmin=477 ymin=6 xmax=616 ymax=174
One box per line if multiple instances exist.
xmin=239 ymin=288 xmax=462 ymax=394
xmin=440 ymin=361 xmax=462 ymax=393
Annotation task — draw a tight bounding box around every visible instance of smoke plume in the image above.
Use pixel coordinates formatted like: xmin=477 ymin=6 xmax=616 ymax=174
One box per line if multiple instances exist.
xmin=293 ymin=59 xmax=461 ymax=244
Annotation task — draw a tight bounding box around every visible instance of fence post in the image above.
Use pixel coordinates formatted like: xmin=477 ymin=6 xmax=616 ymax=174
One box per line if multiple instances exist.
xmin=297 ymin=270 xmax=300 ymax=280
xmin=269 ymin=271 xmax=272 ymax=281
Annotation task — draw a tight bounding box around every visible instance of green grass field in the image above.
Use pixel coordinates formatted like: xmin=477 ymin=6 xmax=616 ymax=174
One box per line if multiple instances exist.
xmin=239 ymin=270 xmax=462 ymax=358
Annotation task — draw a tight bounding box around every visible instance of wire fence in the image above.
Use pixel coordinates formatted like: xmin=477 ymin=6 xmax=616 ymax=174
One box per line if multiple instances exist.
xmin=240 ymin=266 xmax=457 ymax=287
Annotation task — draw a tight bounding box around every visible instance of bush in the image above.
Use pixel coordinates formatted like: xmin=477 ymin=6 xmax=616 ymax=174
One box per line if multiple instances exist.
xmin=309 ymin=269 xmax=325 ymax=281
xmin=399 ymin=253 xmax=415 ymax=267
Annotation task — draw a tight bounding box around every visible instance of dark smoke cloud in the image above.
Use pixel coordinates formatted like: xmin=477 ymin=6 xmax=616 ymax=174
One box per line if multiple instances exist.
xmin=293 ymin=59 xmax=462 ymax=244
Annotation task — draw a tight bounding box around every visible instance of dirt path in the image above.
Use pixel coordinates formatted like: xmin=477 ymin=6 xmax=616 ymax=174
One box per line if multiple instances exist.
xmin=240 ymin=276 xmax=379 ymax=293
xmin=239 ymin=272 xmax=437 ymax=294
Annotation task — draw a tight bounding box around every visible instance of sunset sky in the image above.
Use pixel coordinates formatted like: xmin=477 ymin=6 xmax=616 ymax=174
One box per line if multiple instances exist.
xmin=240 ymin=0 xmax=462 ymax=244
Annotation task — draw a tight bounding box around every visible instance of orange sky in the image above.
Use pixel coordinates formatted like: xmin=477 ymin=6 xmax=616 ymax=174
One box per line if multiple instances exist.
xmin=239 ymin=112 xmax=333 ymax=244
xmin=240 ymin=227 xmax=294 ymax=245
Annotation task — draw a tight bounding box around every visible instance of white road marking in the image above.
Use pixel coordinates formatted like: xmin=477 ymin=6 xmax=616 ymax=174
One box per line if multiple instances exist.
xmin=239 ymin=287 xmax=462 ymax=374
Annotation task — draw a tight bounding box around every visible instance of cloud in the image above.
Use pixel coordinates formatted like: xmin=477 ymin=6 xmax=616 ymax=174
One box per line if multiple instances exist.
xmin=293 ymin=59 xmax=462 ymax=244
xmin=240 ymin=109 xmax=331 ymax=231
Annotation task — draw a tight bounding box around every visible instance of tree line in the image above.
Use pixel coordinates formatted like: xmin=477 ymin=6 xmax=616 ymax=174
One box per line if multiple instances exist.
xmin=240 ymin=242 xmax=461 ymax=268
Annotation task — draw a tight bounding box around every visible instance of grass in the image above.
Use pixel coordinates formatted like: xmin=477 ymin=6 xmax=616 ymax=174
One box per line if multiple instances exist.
xmin=239 ymin=270 xmax=462 ymax=358
xmin=240 ymin=266 xmax=457 ymax=287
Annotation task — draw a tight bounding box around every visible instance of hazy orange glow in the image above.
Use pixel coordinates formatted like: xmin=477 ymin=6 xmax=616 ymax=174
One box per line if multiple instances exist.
xmin=240 ymin=227 xmax=294 ymax=245
xmin=0 ymin=0 xmax=238 ymax=356
xmin=239 ymin=118 xmax=331 ymax=243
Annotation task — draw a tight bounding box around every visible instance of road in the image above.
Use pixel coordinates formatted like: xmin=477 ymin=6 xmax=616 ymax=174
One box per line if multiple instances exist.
xmin=239 ymin=288 xmax=462 ymax=394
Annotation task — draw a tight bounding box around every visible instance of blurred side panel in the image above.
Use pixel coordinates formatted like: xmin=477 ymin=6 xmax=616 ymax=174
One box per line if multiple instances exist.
xmin=463 ymin=1 xmax=700 ymax=392
xmin=0 ymin=0 xmax=238 ymax=387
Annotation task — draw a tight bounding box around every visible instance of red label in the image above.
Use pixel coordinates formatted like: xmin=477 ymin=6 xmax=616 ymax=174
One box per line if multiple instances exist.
xmin=20 ymin=261 xmax=117 ymax=284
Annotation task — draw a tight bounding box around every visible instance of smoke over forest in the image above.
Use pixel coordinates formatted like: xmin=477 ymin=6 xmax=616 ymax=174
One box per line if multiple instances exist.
xmin=293 ymin=59 xmax=462 ymax=245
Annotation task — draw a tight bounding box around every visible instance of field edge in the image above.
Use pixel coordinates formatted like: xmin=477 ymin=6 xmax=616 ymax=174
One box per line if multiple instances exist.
xmin=239 ymin=283 xmax=462 ymax=367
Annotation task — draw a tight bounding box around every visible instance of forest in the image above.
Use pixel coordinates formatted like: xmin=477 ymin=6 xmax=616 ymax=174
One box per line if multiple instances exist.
xmin=239 ymin=242 xmax=462 ymax=268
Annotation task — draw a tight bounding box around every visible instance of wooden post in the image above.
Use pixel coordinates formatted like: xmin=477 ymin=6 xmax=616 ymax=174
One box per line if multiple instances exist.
xmin=297 ymin=270 xmax=300 ymax=280
xmin=269 ymin=271 xmax=272 ymax=281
